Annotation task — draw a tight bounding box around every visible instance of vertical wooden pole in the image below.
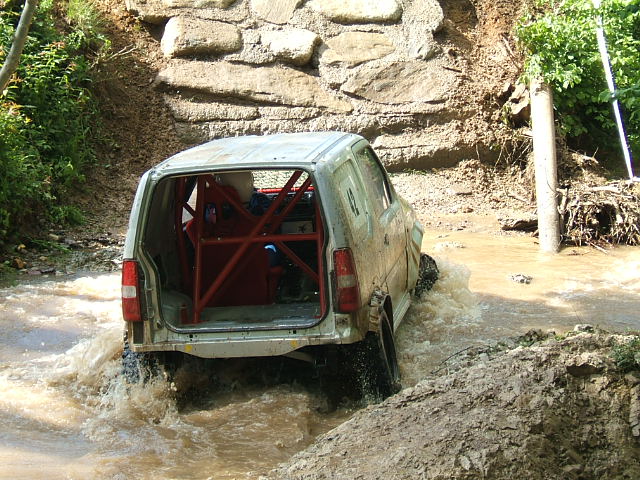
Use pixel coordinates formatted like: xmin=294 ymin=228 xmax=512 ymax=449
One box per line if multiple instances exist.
xmin=530 ymin=79 xmax=561 ymax=253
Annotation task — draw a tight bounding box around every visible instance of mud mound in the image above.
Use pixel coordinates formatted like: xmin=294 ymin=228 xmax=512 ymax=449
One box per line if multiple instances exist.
xmin=269 ymin=332 xmax=640 ymax=480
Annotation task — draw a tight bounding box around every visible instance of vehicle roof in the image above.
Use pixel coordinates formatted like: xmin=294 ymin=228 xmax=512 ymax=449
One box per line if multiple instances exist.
xmin=153 ymin=132 xmax=363 ymax=175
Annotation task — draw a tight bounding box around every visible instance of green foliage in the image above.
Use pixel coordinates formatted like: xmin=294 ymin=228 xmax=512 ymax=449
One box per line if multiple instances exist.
xmin=611 ymin=336 xmax=640 ymax=372
xmin=0 ymin=0 xmax=107 ymax=246
xmin=28 ymin=237 xmax=71 ymax=252
xmin=67 ymin=0 xmax=104 ymax=36
xmin=50 ymin=204 xmax=85 ymax=225
xmin=66 ymin=0 xmax=111 ymax=56
xmin=516 ymin=0 xmax=640 ymax=161
xmin=0 ymin=105 xmax=43 ymax=231
xmin=0 ymin=261 xmax=17 ymax=287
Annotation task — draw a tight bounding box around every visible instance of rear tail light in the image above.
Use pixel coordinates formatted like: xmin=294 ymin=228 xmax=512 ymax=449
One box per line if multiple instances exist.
xmin=333 ymin=248 xmax=361 ymax=313
xmin=122 ymin=259 xmax=142 ymax=322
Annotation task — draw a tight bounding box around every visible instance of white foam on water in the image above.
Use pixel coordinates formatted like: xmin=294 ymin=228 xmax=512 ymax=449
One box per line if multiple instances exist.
xmin=397 ymin=258 xmax=481 ymax=385
xmin=48 ymin=328 xmax=123 ymax=387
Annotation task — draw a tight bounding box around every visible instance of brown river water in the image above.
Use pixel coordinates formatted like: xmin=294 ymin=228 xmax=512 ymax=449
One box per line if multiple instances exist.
xmin=0 ymin=229 xmax=638 ymax=479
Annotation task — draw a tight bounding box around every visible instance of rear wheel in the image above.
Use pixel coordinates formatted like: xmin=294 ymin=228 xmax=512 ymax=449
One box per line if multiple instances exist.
xmin=414 ymin=253 xmax=439 ymax=297
xmin=122 ymin=333 xmax=177 ymax=383
xmin=356 ymin=310 xmax=401 ymax=400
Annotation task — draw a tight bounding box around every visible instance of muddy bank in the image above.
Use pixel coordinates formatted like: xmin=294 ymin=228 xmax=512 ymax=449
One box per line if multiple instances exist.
xmin=269 ymin=331 xmax=640 ymax=480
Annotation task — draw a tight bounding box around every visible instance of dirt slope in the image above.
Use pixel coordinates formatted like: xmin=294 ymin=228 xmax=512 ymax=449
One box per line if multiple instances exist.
xmin=269 ymin=332 xmax=640 ymax=480
xmin=70 ymin=0 xmax=184 ymax=239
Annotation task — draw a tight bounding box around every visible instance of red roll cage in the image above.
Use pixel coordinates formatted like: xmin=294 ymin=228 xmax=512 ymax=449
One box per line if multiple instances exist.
xmin=174 ymin=170 xmax=326 ymax=324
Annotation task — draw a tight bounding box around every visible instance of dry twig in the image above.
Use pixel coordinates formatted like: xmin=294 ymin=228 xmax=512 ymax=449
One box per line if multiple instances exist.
xmin=562 ymin=181 xmax=640 ymax=246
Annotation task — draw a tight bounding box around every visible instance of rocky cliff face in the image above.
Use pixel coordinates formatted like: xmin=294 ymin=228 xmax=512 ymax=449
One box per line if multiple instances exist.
xmin=123 ymin=0 xmax=523 ymax=170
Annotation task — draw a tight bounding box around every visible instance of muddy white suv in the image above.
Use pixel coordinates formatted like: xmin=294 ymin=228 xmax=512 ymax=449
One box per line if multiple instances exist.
xmin=122 ymin=132 xmax=436 ymax=397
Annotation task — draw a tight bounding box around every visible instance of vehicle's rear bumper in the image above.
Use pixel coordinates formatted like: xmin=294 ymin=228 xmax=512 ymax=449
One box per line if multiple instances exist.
xmin=130 ymin=333 xmax=343 ymax=358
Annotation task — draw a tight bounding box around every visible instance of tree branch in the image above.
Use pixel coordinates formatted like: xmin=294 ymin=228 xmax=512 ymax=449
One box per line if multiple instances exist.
xmin=0 ymin=0 xmax=38 ymax=93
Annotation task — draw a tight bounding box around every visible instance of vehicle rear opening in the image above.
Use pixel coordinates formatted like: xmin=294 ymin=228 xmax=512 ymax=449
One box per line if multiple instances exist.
xmin=141 ymin=169 xmax=326 ymax=330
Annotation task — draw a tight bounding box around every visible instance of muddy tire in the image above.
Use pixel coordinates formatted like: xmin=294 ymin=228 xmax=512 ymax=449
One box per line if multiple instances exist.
xmin=122 ymin=334 xmax=164 ymax=383
xmin=357 ymin=311 xmax=401 ymax=400
xmin=414 ymin=253 xmax=439 ymax=297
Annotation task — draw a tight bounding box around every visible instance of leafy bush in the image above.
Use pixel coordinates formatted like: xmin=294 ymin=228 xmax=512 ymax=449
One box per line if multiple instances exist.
xmin=66 ymin=0 xmax=110 ymax=54
xmin=0 ymin=104 xmax=43 ymax=231
xmin=611 ymin=336 xmax=640 ymax=372
xmin=516 ymin=0 xmax=640 ymax=162
xmin=0 ymin=0 xmax=106 ymax=246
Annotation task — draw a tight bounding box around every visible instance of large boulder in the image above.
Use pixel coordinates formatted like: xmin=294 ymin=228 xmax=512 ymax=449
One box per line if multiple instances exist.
xmin=250 ymin=0 xmax=302 ymax=24
xmin=160 ymin=16 xmax=242 ymax=57
xmin=372 ymin=127 xmax=480 ymax=169
xmin=125 ymin=0 xmax=236 ymax=24
xmin=341 ymin=61 xmax=458 ymax=104
xmin=155 ymin=61 xmax=352 ymax=112
xmin=164 ymin=0 xmax=235 ymax=6
xmin=261 ymin=29 xmax=319 ymax=66
xmin=308 ymin=0 xmax=402 ymax=23
xmin=163 ymin=96 xmax=260 ymax=122
xmin=125 ymin=0 xmax=167 ymax=23
xmin=171 ymin=109 xmax=381 ymax=145
xmin=403 ymin=0 xmax=444 ymax=60
xmin=321 ymin=32 xmax=395 ymax=66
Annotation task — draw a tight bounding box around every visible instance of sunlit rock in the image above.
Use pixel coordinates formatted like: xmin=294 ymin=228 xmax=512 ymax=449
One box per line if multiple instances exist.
xmin=251 ymin=0 xmax=302 ymax=24
xmin=371 ymin=124 xmax=487 ymax=169
xmin=126 ymin=0 xmax=236 ymax=23
xmin=403 ymin=0 xmax=444 ymax=60
xmin=163 ymin=96 xmax=260 ymax=122
xmin=308 ymin=0 xmax=402 ymax=23
xmin=125 ymin=0 xmax=168 ymax=23
xmin=321 ymin=32 xmax=394 ymax=66
xmin=163 ymin=0 xmax=235 ymax=7
xmin=261 ymin=29 xmax=318 ymax=66
xmin=341 ymin=61 xmax=456 ymax=104
xmin=156 ymin=61 xmax=352 ymax=112
xmin=161 ymin=16 xmax=242 ymax=57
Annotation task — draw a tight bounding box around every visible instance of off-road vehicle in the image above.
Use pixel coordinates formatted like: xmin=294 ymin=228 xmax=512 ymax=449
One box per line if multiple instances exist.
xmin=122 ymin=132 xmax=437 ymax=397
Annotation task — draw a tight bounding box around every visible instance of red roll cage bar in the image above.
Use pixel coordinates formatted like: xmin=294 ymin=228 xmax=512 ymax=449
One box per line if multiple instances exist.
xmin=174 ymin=170 xmax=325 ymax=324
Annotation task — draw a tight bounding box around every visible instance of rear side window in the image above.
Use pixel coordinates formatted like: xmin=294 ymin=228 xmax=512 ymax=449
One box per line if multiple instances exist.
xmin=353 ymin=146 xmax=392 ymax=213
xmin=335 ymin=160 xmax=368 ymax=237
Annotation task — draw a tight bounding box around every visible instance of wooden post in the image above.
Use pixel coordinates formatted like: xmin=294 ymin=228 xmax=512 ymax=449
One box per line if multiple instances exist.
xmin=530 ymin=79 xmax=561 ymax=253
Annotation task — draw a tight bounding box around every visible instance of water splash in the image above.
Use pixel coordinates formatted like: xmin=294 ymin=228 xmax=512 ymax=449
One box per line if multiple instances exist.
xmin=397 ymin=258 xmax=480 ymax=385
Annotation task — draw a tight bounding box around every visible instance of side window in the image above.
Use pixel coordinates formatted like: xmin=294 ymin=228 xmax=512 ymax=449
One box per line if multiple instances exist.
xmin=335 ymin=160 xmax=368 ymax=235
xmin=354 ymin=146 xmax=392 ymax=213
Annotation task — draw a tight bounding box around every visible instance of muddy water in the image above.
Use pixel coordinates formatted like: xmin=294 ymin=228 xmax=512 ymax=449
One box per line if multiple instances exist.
xmin=0 ymin=276 xmax=346 ymax=479
xmin=397 ymin=229 xmax=640 ymax=384
xmin=1 ymin=232 xmax=639 ymax=479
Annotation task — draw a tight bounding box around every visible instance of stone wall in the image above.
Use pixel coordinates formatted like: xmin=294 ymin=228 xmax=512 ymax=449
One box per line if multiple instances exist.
xmin=125 ymin=0 xmax=517 ymax=169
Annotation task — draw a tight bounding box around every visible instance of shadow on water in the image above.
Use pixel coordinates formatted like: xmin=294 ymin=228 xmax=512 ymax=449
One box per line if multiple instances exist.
xmin=0 ymin=409 xmax=92 ymax=458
